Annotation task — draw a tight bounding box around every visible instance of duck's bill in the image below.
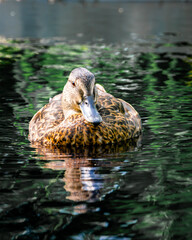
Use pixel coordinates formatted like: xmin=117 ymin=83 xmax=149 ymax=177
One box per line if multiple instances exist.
xmin=80 ymin=96 xmax=102 ymax=125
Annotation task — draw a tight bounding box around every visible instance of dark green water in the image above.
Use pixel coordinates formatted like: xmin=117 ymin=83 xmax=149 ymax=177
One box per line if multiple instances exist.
xmin=0 ymin=37 xmax=192 ymax=240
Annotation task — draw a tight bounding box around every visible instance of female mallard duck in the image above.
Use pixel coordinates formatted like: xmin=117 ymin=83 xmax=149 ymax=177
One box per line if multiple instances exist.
xmin=29 ymin=67 xmax=142 ymax=146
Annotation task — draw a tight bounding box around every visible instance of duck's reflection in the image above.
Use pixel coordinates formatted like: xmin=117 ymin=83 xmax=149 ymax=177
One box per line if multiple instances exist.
xmin=32 ymin=137 xmax=142 ymax=202
xmin=43 ymin=154 xmax=121 ymax=202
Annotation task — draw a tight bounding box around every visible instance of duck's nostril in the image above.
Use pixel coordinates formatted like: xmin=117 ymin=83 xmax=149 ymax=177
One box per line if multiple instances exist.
xmin=93 ymin=121 xmax=101 ymax=126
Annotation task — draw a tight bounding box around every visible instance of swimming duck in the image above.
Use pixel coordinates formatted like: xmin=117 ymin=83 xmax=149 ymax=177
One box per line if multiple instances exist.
xmin=29 ymin=67 xmax=142 ymax=146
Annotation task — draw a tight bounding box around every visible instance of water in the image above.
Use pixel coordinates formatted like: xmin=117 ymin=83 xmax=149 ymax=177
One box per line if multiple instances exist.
xmin=0 ymin=36 xmax=191 ymax=240
xmin=0 ymin=1 xmax=192 ymax=237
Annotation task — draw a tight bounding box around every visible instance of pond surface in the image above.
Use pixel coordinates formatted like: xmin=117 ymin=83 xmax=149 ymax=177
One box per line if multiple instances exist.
xmin=0 ymin=35 xmax=192 ymax=240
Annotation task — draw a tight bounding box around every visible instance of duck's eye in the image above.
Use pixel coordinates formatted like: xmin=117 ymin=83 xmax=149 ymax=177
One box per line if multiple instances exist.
xmin=71 ymin=81 xmax=76 ymax=87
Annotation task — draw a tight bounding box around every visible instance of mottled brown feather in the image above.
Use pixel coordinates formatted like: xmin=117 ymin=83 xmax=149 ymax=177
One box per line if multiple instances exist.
xmin=29 ymin=87 xmax=142 ymax=147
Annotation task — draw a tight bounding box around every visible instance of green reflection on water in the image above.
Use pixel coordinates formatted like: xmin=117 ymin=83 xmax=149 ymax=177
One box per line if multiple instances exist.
xmin=1 ymin=39 xmax=192 ymax=240
xmin=138 ymin=52 xmax=192 ymax=133
xmin=16 ymin=44 xmax=91 ymax=110
xmin=135 ymin=50 xmax=192 ymax=239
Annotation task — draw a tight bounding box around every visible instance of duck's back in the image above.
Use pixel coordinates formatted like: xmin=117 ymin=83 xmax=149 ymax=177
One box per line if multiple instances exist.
xmin=29 ymin=88 xmax=141 ymax=146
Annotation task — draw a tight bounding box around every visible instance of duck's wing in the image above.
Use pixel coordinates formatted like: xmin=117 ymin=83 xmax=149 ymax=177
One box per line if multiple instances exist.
xmin=96 ymin=86 xmax=125 ymax=113
xmin=96 ymin=83 xmax=106 ymax=93
xmin=119 ymin=98 xmax=142 ymax=134
xmin=29 ymin=93 xmax=64 ymax=142
xmin=96 ymin=86 xmax=142 ymax=136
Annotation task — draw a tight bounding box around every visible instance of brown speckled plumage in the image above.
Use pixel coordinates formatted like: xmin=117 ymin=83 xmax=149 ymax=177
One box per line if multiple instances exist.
xmin=29 ymin=68 xmax=142 ymax=146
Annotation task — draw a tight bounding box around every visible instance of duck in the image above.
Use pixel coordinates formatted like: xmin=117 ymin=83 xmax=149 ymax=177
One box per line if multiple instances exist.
xmin=29 ymin=67 xmax=142 ymax=147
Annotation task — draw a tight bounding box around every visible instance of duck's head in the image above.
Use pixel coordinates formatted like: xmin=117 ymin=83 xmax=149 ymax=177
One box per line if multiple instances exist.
xmin=62 ymin=67 xmax=102 ymax=125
